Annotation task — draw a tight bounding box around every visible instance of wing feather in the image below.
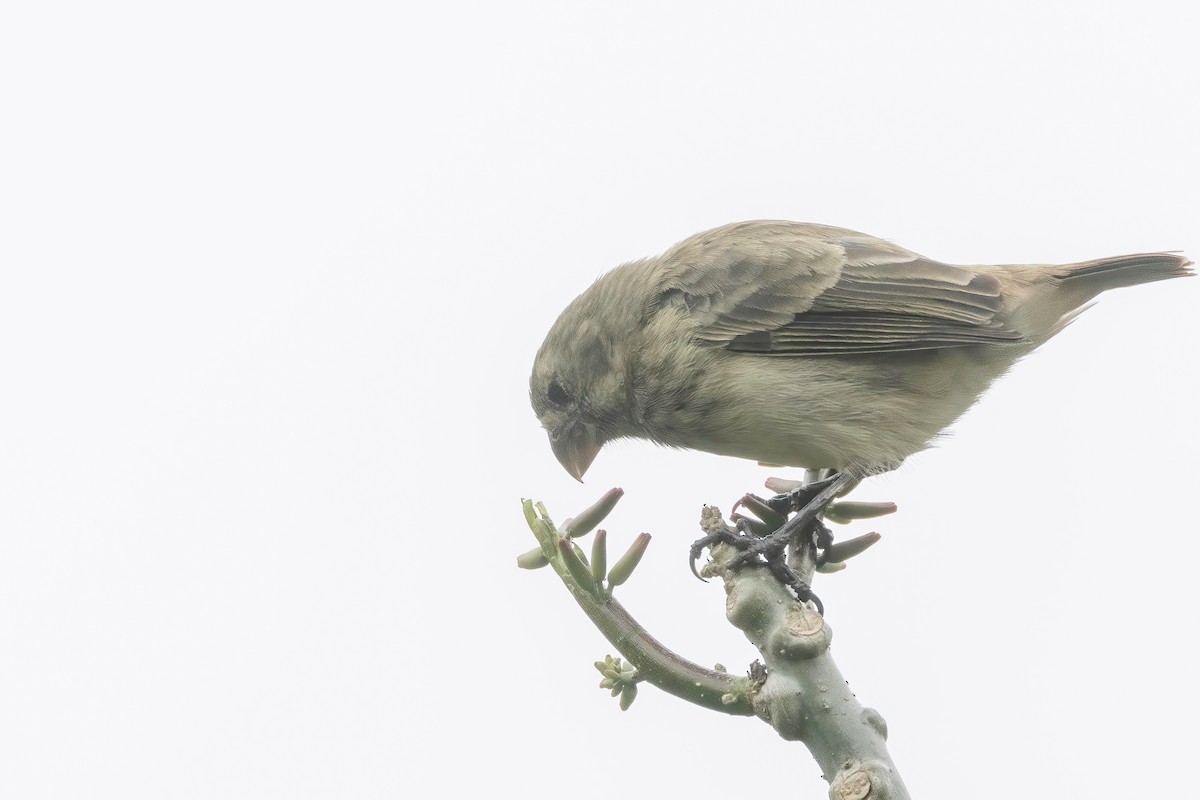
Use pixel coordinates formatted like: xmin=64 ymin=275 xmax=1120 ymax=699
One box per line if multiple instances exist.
xmin=654 ymin=221 xmax=1023 ymax=355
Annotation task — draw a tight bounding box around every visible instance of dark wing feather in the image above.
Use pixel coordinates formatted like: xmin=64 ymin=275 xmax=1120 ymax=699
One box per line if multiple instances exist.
xmin=655 ymin=221 xmax=1023 ymax=355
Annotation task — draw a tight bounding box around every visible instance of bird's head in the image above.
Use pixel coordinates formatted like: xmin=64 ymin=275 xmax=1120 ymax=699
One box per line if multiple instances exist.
xmin=530 ymin=302 xmax=632 ymax=482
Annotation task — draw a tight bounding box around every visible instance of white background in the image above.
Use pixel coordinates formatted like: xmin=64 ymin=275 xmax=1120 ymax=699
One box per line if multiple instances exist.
xmin=2 ymin=2 xmax=1197 ymax=798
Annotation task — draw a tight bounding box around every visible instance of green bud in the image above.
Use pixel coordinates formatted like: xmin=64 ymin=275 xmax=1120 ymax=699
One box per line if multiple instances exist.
xmin=521 ymin=499 xmax=539 ymax=529
xmin=822 ymin=532 xmax=882 ymax=564
xmin=516 ymin=547 xmax=550 ymax=570
xmin=764 ymin=477 xmax=804 ymax=493
xmin=529 ymin=518 xmax=556 ymax=547
xmin=590 ymin=530 xmax=608 ymax=585
xmin=595 ymin=655 xmax=621 ymax=677
xmin=564 ymin=488 xmax=624 ymax=538
xmin=570 ymin=541 xmax=589 ymax=564
xmin=731 ymin=514 xmax=773 ymax=538
xmin=559 ymin=539 xmax=599 ymax=597
xmin=825 ymin=501 xmax=897 ymax=525
xmin=735 ymin=495 xmax=785 ymax=530
xmin=619 ymin=684 xmax=638 ymax=711
xmin=534 ymin=501 xmax=555 ymax=531
xmin=607 ymin=533 xmax=651 ymax=587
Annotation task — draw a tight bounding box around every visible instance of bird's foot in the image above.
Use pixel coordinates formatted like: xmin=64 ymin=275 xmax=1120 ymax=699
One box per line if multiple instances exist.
xmin=690 ymin=512 xmax=834 ymax=615
xmin=691 ymin=516 xmax=827 ymax=613
xmin=725 ymin=476 xmax=842 ymax=570
xmin=692 ymin=471 xmax=890 ymax=615
xmin=764 ymin=558 xmax=824 ymax=616
xmin=689 ymin=518 xmax=767 ymax=581
xmin=722 ymin=472 xmax=858 ymax=612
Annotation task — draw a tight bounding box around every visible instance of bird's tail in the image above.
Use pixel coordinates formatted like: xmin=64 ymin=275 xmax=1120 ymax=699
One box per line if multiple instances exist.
xmin=1034 ymin=251 xmax=1192 ymax=339
xmin=1056 ymin=252 xmax=1193 ymax=293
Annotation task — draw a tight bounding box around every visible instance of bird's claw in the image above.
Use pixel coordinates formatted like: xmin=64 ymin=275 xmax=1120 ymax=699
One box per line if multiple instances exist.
xmin=723 ymin=534 xmax=825 ymax=614
xmin=692 ymin=472 xmax=857 ymax=614
xmin=688 ymin=536 xmax=714 ymax=582
xmin=689 ymin=518 xmax=763 ymax=581
xmin=724 ymin=530 xmax=786 ymax=571
xmin=772 ymin=565 xmax=824 ymax=615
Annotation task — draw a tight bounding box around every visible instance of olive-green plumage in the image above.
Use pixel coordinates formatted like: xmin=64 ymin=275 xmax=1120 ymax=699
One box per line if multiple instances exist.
xmin=531 ymin=221 xmax=1191 ymax=480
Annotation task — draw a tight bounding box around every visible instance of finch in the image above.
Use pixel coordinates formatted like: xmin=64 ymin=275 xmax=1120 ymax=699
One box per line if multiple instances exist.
xmin=530 ymin=220 xmax=1191 ymax=482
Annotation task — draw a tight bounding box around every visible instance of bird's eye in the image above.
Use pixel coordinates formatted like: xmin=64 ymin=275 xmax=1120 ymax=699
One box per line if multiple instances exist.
xmin=548 ymin=380 xmax=570 ymax=406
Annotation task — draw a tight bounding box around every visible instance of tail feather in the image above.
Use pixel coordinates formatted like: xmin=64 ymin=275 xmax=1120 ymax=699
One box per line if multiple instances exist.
xmin=1021 ymin=252 xmax=1192 ymax=341
xmin=1059 ymin=252 xmax=1193 ymax=292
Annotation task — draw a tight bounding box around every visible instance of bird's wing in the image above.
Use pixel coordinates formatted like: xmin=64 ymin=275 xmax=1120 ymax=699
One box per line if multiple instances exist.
xmin=654 ymin=221 xmax=1024 ymax=355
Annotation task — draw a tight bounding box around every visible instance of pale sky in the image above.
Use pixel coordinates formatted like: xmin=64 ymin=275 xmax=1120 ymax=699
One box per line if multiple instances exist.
xmin=2 ymin=2 xmax=1197 ymax=798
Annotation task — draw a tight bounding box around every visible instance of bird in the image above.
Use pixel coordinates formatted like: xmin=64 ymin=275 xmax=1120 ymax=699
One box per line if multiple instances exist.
xmin=531 ymin=220 xmax=1189 ymax=482
xmin=529 ymin=220 xmax=1191 ymax=607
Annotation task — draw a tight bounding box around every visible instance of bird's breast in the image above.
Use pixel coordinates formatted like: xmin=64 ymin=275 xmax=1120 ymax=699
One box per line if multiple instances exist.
xmin=632 ymin=343 xmax=1016 ymax=471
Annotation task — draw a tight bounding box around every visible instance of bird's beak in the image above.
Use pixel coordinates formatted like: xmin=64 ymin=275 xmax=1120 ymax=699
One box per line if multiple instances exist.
xmin=549 ymin=422 xmax=602 ymax=482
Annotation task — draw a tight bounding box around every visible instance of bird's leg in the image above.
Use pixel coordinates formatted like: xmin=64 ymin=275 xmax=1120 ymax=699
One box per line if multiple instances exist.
xmin=692 ymin=491 xmax=784 ymax=566
xmin=719 ymin=472 xmax=859 ymax=612
xmin=688 ymin=479 xmax=843 ymax=571
xmin=733 ymin=474 xmax=848 ymax=525
xmin=811 ymin=519 xmax=835 ymax=565
xmin=691 ymin=511 xmax=827 ymax=612
xmin=689 ymin=518 xmax=769 ymax=581
xmin=728 ymin=472 xmax=857 ymax=567
xmin=765 ymin=557 xmax=825 ymax=616
xmin=774 ymin=474 xmax=843 ymax=516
